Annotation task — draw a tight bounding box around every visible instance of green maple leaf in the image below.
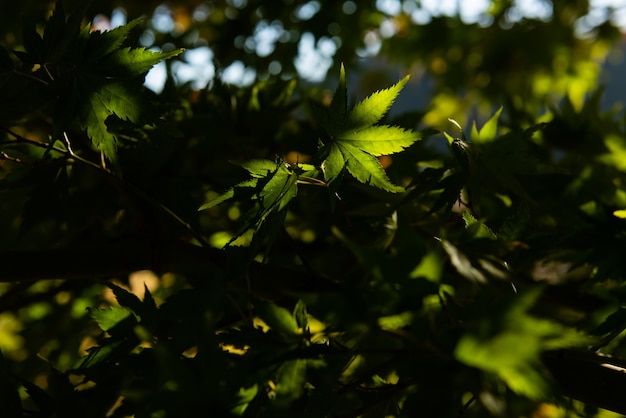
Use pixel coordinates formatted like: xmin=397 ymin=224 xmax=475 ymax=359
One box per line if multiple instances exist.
xmin=76 ymin=76 xmax=152 ymax=158
xmin=98 ymin=47 xmax=182 ymax=78
xmin=322 ymin=143 xmax=345 ymax=191
xmin=198 ymin=159 xmax=281 ymax=212
xmin=52 ymin=17 xmax=182 ymax=163
xmin=328 ymin=64 xmax=348 ymax=127
xmin=345 ymin=74 xmax=409 ymax=130
xmin=88 ymin=306 xmax=133 ymax=332
xmin=338 ymin=125 xmax=418 ymax=156
xmin=455 ymin=289 xmax=593 ymax=399
xmin=248 ymin=160 xmax=298 ymax=223
xmin=238 ymin=159 xmax=282 ymax=178
xmin=199 ymin=159 xmax=299 ymax=245
xmin=470 ymin=106 xmax=503 ymax=144
xmin=80 ymin=86 xmax=116 ymax=159
xmin=80 ymin=18 xmax=144 ymax=61
xmin=318 ymin=65 xmax=420 ymax=193
xmin=336 ymin=142 xmax=405 ymax=193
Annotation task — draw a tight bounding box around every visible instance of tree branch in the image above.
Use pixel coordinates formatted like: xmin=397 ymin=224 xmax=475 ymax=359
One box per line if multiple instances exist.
xmin=0 ymin=238 xmax=341 ymax=298
xmin=542 ymin=349 xmax=626 ymax=415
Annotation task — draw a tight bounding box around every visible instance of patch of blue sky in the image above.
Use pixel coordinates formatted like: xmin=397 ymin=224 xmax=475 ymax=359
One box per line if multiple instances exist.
xmin=295 ymin=32 xmax=336 ymax=82
xmin=575 ymin=0 xmax=626 ymax=36
xmin=221 ymin=61 xmax=257 ymax=87
xmin=143 ymin=0 xmax=626 ymax=90
xmin=294 ymin=1 xmax=321 ymax=20
xmin=253 ymin=20 xmax=284 ymax=57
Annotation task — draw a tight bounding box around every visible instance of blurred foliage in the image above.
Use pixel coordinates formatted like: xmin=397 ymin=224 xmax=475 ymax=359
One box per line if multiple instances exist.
xmin=3 ymin=0 xmax=626 ymax=417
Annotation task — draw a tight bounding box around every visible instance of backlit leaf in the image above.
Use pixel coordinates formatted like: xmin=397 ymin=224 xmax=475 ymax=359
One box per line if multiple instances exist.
xmin=455 ymin=289 xmax=593 ymax=399
xmin=293 ymin=300 xmax=308 ymax=330
xmin=462 ymin=211 xmax=497 ymax=240
xmin=231 ymin=385 xmax=259 ymax=416
xmin=82 ymin=18 xmax=144 ymax=59
xmin=200 ymin=159 xmax=298 ymax=244
xmin=79 ymin=85 xmax=117 ymax=159
xmin=89 ymin=306 xmax=133 ymax=332
xmin=256 ymin=301 xmax=298 ymax=336
xmin=73 ymin=340 xmax=125 ymax=370
xmin=74 ymin=75 xmax=160 ymax=161
xmin=329 ymin=63 xmax=347 ymax=127
xmin=198 ymin=179 xmax=258 ymax=211
xmin=237 ymin=159 xmax=282 ymax=178
xmin=339 ymin=143 xmax=405 ymax=193
xmin=339 ymin=125 xmax=418 ymax=156
xmin=102 ymin=47 xmax=182 ymax=77
xmin=613 ymin=209 xmax=626 ymax=219
xmin=254 ymin=161 xmax=298 ymax=219
xmin=470 ymin=106 xmax=503 ymax=144
xmin=346 ymin=75 xmax=410 ymax=130
xmin=97 ymin=81 xmax=146 ymax=122
xmin=56 ymin=18 xmax=182 ymax=162
xmin=317 ymin=68 xmax=419 ymax=193
xmin=275 ymin=359 xmax=307 ymax=402
xmin=378 ymin=311 xmax=413 ymax=330
xmin=456 ymin=332 xmax=548 ymax=399
xmin=322 ymin=143 xmax=344 ymax=187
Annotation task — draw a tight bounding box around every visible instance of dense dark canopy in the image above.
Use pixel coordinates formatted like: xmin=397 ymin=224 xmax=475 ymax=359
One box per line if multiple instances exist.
xmin=2 ymin=1 xmax=626 ymax=417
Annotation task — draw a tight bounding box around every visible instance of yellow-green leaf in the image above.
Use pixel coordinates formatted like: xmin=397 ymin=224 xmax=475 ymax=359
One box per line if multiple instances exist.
xmin=613 ymin=209 xmax=626 ymax=219
xmin=322 ymin=143 xmax=345 ymax=186
xmin=346 ymin=75 xmax=410 ymax=130
xmin=329 ymin=63 xmax=347 ymax=127
xmin=275 ymin=359 xmax=307 ymax=403
xmin=89 ymin=306 xmax=133 ymax=332
xmin=103 ymin=47 xmax=183 ymax=77
xmin=256 ymin=301 xmax=298 ymax=336
xmin=470 ymin=106 xmax=503 ymax=144
xmin=339 ymin=143 xmax=405 ymax=193
xmin=339 ymin=125 xmax=420 ymax=156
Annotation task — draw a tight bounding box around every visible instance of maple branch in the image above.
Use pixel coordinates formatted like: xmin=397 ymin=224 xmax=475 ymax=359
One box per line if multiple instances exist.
xmin=0 ymin=126 xmax=68 ymax=155
xmin=12 ymin=69 xmax=50 ymax=86
xmin=543 ymin=349 xmax=626 ymax=415
xmin=0 ymin=238 xmax=341 ymax=297
xmin=1 ymin=126 xmax=211 ymax=247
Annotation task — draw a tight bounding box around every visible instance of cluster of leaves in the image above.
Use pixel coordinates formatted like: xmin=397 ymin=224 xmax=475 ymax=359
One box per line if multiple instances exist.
xmin=4 ymin=2 xmax=626 ymax=418
xmin=200 ymin=65 xmax=419 ymax=248
xmin=0 ymin=1 xmax=181 ymax=163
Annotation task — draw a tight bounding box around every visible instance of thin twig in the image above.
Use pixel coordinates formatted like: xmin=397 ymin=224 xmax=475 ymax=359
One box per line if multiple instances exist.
xmin=12 ymin=70 xmax=50 ymax=86
xmin=458 ymin=394 xmax=475 ymax=416
xmin=2 ymin=126 xmax=211 ymax=248
xmin=0 ymin=151 xmax=23 ymax=163
xmin=42 ymin=64 xmax=55 ymax=82
xmin=1 ymin=126 xmax=67 ymax=155
xmin=296 ymin=175 xmax=327 ymax=186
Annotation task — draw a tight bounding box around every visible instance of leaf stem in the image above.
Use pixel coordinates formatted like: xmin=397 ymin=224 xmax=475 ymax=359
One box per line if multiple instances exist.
xmin=12 ymin=69 xmax=50 ymax=86
xmin=296 ymin=176 xmax=327 ymax=186
xmin=42 ymin=64 xmax=55 ymax=82
xmin=0 ymin=126 xmax=67 ymax=154
xmin=0 ymin=151 xmax=23 ymax=163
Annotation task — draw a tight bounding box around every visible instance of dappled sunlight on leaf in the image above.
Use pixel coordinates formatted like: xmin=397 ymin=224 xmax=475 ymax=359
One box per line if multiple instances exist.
xmin=456 ymin=289 xmax=594 ymax=399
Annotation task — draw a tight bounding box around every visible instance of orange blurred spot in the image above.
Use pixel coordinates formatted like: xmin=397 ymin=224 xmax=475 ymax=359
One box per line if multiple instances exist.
xmin=378 ymin=155 xmax=392 ymax=169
